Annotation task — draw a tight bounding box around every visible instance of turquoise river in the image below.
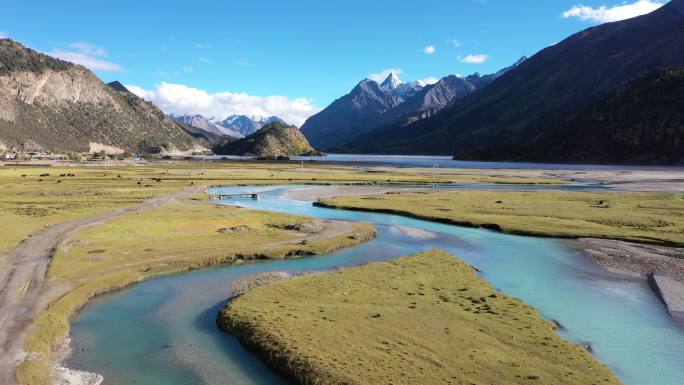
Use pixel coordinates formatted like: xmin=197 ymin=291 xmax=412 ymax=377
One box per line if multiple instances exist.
xmin=67 ymin=185 xmax=684 ymax=385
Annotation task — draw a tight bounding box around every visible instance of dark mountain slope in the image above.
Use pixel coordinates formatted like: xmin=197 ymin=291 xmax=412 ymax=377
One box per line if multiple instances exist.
xmin=371 ymin=75 xmax=478 ymax=131
xmin=308 ymin=58 xmax=526 ymax=152
xmin=300 ymin=79 xmax=399 ymax=149
xmin=350 ymin=0 xmax=684 ymax=161
xmin=462 ymin=69 xmax=684 ymax=164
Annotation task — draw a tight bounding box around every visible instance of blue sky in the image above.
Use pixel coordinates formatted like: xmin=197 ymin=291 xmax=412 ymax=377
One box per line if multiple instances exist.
xmin=0 ymin=0 xmax=667 ymax=124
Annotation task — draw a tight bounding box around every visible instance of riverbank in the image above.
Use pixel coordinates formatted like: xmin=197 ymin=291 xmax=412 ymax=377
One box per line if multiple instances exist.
xmin=219 ymin=249 xmax=623 ymax=385
xmin=579 ymin=238 xmax=684 ymax=326
xmin=11 ymin=193 xmax=376 ymax=385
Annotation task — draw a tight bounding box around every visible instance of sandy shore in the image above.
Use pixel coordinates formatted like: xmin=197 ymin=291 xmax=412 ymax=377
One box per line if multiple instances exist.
xmin=52 ymin=338 xmax=102 ymax=385
xmin=389 ymin=226 xmax=437 ymax=239
xmin=229 ymin=272 xmax=291 ymax=299
xmin=371 ymin=166 xmax=684 ymax=192
xmin=581 ymin=238 xmax=684 ymax=326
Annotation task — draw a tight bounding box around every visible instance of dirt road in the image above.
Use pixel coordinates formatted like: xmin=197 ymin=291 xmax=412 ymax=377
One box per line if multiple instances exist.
xmin=0 ymin=187 xmax=200 ymax=385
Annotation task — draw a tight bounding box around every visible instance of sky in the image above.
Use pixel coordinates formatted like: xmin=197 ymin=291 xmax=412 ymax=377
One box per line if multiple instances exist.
xmin=0 ymin=0 xmax=668 ymax=125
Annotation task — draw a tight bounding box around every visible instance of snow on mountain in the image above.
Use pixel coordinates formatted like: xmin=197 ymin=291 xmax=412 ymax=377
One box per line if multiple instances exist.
xmin=170 ymin=114 xmax=243 ymax=138
xmin=218 ymin=115 xmax=287 ymax=137
xmin=380 ymin=73 xmax=424 ymax=102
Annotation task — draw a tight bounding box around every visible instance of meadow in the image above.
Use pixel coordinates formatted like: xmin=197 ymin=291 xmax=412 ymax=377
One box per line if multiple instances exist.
xmin=15 ymin=193 xmax=375 ymax=385
xmin=317 ymin=190 xmax=684 ymax=245
xmin=220 ymin=249 xmax=622 ymax=385
xmin=0 ymin=160 xmax=561 ymax=256
xmin=0 ymin=161 xmax=603 ymax=385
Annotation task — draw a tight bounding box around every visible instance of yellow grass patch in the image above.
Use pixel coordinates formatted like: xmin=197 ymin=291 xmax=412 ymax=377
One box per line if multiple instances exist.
xmin=220 ymin=249 xmax=622 ymax=385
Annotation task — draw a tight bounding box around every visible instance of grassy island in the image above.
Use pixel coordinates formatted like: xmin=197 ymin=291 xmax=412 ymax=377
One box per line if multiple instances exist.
xmin=316 ymin=190 xmax=684 ymax=245
xmin=219 ymin=249 xmax=622 ymax=385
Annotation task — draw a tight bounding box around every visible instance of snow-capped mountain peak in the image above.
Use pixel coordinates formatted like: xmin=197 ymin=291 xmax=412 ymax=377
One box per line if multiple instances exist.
xmin=378 ymin=73 xmax=423 ymax=102
xmin=218 ymin=115 xmax=288 ymax=137
xmin=380 ymin=72 xmax=402 ymax=92
xmin=170 ymin=113 xmax=243 ymax=138
xmin=170 ymin=113 xmax=289 ymax=139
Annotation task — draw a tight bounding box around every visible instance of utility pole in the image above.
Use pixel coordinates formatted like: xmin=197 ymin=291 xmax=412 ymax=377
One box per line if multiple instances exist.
xmin=432 ymin=163 xmax=439 ymax=191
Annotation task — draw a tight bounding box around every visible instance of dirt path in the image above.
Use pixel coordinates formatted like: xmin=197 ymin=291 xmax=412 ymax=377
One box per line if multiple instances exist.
xmin=0 ymin=186 xmax=201 ymax=385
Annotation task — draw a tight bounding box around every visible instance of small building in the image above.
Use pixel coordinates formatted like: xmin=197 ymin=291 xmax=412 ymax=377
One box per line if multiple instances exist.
xmin=30 ymin=153 xmax=69 ymax=161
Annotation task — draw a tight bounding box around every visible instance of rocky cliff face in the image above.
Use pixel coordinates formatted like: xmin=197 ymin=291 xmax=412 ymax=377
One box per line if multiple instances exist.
xmin=0 ymin=39 xmax=205 ymax=153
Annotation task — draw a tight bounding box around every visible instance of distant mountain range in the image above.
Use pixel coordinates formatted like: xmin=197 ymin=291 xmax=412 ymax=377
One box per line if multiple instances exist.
xmin=0 ymin=39 xmax=206 ymax=154
xmin=344 ymin=0 xmax=684 ymax=163
xmin=300 ymin=58 xmax=525 ymax=150
xmin=1 ymin=0 xmax=682 ymax=164
xmin=214 ymin=121 xmax=321 ymax=157
xmin=170 ymin=114 xmax=287 ymax=139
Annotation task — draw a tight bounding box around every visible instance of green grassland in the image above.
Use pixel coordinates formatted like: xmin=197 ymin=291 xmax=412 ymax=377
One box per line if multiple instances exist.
xmin=0 ymin=161 xmax=562 ymax=385
xmin=317 ymin=190 xmax=684 ymax=245
xmin=17 ymin=198 xmax=376 ymax=385
xmin=0 ymin=161 xmax=561 ymax=256
xmin=220 ymin=249 xmax=622 ymax=385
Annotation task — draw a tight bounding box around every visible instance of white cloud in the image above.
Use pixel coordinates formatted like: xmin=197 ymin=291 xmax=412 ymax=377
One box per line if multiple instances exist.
xmin=447 ymin=39 xmax=462 ymax=48
xmin=424 ymin=45 xmax=436 ymax=54
xmin=0 ymin=32 xmax=8 ymax=39
xmin=367 ymin=68 xmax=403 ymax=82
xmin=47 ymin=41 xmax=123 ymax=72
xmin=461 ymin=54 xmax=489 ymax=64
xmin=48 ymin=50 xmax=124 ymax=72
xmin=68 ymin=42 xmax=108 ymax=57
xmin=562 ymin=0 xmax=665 ymax=23
xmin=125 ymin=82 xmax=320 ymax=126
xmin=416 ymin=77 xmax=439 ymax=86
